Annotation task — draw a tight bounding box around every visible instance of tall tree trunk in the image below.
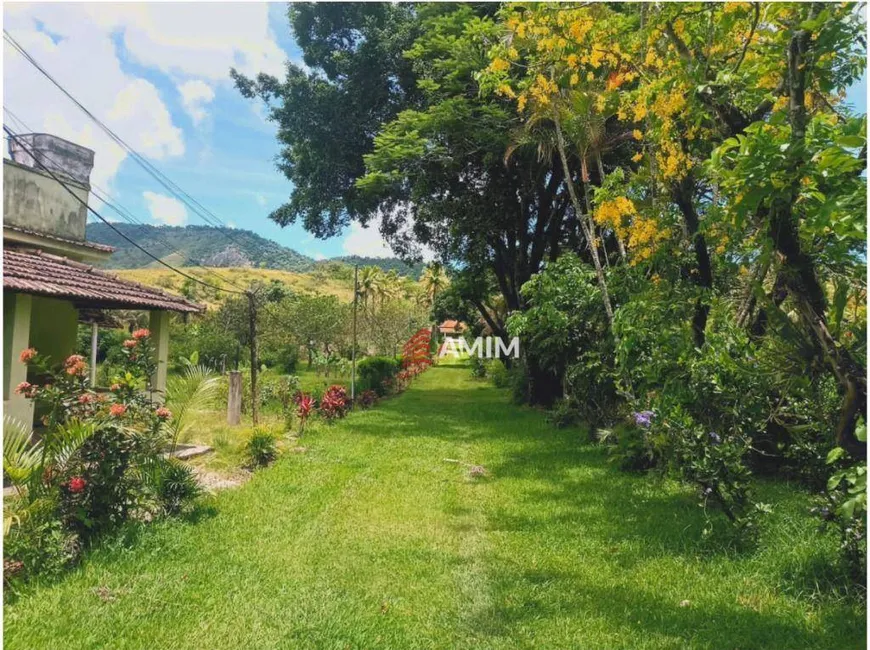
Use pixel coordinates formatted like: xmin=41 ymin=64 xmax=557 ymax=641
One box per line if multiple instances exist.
xmin=672 ymin=176 xmax=714 ymax=347
xmin=767 ymin=7 xmax=866 ymax=458
xmin=553 ymin=108 xmax=614 ymax=325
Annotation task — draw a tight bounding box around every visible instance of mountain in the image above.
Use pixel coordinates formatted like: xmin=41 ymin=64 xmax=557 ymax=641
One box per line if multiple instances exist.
xmin=86 ymin=223 xmax=314 ymax=271
xmin=85 ymin=223 xmax=425 ymax=277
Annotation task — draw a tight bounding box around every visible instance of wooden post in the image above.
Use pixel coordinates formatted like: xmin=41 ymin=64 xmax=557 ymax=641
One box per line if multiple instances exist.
xmin=89 ymin=322 xmax=98 ymax=387
xmin=351 ymin=264 xmax=358 ymax=403
xmin=247 ymin=291 xmax=259 ymax=426
xmin=227 ymin=370 xmax=242 ymax=425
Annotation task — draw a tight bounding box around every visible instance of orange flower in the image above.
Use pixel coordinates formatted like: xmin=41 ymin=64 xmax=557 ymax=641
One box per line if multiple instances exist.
xmin=132 ymin=328 xmax=150 ymax=340
xmin=19 ymin=348 xmax=37 ymax=363
xmin=109 ymin=403 xmax=127 ymax=417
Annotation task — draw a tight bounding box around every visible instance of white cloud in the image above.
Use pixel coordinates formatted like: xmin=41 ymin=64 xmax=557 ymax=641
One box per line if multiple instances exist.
xmin=4 ymin=5 xmax=185 ymax=190
xmin=178 ymin=80 xmax=215 ymax=125
xmin=255 ymin=193 xmax=268 ymax=207
xmin=83 ymin=3 xmax=287 ymax=81
xmin=305 ymin=250 xmax=327 ymax=261
xmin=4 ymin=3 xmax=291 ymax=189
xmin=143 ymin=191 xmax=188 ymax=226
xmin=342 ymin=222 xmax=394 ymax=258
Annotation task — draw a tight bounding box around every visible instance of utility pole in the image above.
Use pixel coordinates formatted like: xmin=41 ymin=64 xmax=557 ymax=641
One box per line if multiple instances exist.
xmin=351 ymin=264 xmax=358 ymax=403
xmin=247 ymin=289 xmax=260 ymax=427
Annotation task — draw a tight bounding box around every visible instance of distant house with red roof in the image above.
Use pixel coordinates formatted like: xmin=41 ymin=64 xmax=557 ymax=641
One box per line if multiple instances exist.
xmin=438 ymin=319 xmax=467 ymax=336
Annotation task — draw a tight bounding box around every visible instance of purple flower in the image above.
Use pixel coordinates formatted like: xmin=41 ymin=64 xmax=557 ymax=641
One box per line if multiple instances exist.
xmin=708 ymin=432 xmax=721 ymax=444
xmin=632 ymin=410 xmax=655 ymax=428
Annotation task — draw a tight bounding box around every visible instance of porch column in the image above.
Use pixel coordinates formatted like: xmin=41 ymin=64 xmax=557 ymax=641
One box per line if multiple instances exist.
xmin=3 ymin=293 xmax=34 ymax=425
xmin=149 ymin=310 xmax=170 ymax=401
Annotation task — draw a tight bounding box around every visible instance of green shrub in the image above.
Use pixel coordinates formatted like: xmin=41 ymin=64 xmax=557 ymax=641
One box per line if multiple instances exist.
xmin=469 ymin=356 xmax=486 ymax=379
xmin=601 ymin=422 xmax=662 ymax=472
xmin=246 ymin=429 xmax=278 ymax=467
xmin=149 ymin=458 xmax=202 ymax=516
xmin=4 ymin=496 xmax=78 ymax=587
xmin=357 ymin=356 xmax=401 ymax=396
xmin=547 ymin=399 xmax=581 ymax=429
xmin=485 ymin=359 xmax=510 ymax=388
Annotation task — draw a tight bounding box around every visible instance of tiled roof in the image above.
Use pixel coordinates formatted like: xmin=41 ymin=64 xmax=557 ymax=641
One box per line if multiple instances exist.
xmin=3 ymin=249 xmax=202 ymax=313
xmin=4 ymin=224 xmax=114 ymax=252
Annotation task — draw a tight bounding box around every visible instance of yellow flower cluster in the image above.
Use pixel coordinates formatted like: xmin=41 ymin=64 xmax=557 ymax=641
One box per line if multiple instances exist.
xmin=595 ymin=196 xmax=670 ymax=265
xmin=529 ymin=74 xmax=559 ymax=107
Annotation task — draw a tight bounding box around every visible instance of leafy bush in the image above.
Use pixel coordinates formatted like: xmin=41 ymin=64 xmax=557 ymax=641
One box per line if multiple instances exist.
xmin=246 ymin=430 xmax=278 ymax=467
xmin=547 ymin=399 xmax=581 ymax=429
xmin=356 ymin=389 xmax=378 ymax=409
xmin=4 ymin=496 xmax=78 ymax=588
xmin=816 ymin=430 xmax=867 ymax=582
xmin=148 ymin=458 xmax=202 ymax=516
xmin=601 ymin=422 xmax=662 ymax=472
xmin=4 ymin=332 xmax=205 ymax=582
xmin=485 ymin=359 xmax=510 ymax=388
xmin=358 ymin=356 xmax=401 ymax=396
xmin=469 ymin=356 xmax=486 ymax=379
xmin=320 ymin=385 xmax=350 ymax=422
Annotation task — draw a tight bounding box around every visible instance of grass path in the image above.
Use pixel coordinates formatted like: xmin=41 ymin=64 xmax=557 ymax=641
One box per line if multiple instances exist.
xmin=4 ymin=366 xmax=864 ymax=649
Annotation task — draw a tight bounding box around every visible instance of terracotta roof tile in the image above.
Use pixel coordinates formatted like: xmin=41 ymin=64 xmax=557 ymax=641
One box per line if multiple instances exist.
xmin=3 ymin=249 xmax=202 ymax=313
xmin=4 ymin=224 xmax=114 ymax=252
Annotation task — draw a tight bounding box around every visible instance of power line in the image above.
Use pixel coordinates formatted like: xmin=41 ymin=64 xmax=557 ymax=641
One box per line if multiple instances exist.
xmin=5 ymin=29 xmax=317 ymax=278
xmin=3 ymin=109 xmax=248 ymax=293
xmin=3 ymin=29 xmax=252 ymax=251
xmin=3 ymin=125 xmax=245 ymax=296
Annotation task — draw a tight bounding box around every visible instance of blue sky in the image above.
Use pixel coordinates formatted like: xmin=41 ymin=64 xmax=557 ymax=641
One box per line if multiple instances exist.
xmin=3 ymin=3 xmax=867 ymax=262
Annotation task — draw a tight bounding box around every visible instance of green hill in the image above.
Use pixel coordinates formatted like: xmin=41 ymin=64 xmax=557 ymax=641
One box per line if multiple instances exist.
xmin=86 ymin=223 xmax=424 ymax=278
xmin=86 ymin=223 xmax=314 ymax=271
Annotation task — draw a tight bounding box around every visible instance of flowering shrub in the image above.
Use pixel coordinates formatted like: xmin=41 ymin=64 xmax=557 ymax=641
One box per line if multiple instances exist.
xmin=320 ymin=385 xmax=349 ymax=422
xmin=296 ymin=393 xmax=315 ymax=435
xmin=4 ymin=333 xmax=204 ymax=584
xmin=357 ymin=390 xmax=378 ymax=409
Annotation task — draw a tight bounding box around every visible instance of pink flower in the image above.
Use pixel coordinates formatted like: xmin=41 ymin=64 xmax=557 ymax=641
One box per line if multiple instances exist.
xmin=109 ymin=403 xmax=127 ymax=417
xmin=123 ymin=340 xmax=137 ymax=349
xmin=19 ymin=348 xmax=37 ymax=363
xmin=63 ymin=355 xmax=87 ymax=377
xmin=155 ymin=407 xmax=172 ymax=419
xmin=78 ymin=393 xmax=94 ymax=404
xmin=68 ymin=476 xmax=86 ymax=493
xmin=14 ymin=381 xmax=33 ymax=397
xmin=132 ymin=328 xmax=150 ymax=340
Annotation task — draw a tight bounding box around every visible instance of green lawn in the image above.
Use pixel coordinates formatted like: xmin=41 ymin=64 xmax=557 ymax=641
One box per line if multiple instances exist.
xmin=4 ymin=365 xmax=864 ymax=649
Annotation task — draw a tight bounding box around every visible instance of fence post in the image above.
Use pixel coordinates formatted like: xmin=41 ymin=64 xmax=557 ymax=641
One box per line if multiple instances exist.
xmin=227 ymin=370 xmax=242 ymax=425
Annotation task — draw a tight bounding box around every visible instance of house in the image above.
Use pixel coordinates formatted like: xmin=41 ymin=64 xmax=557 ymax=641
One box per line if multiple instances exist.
xmin=3 ymin=133 xmax=202 ymax=425
xmin=438 ymin=319 xmax=467 ymax=336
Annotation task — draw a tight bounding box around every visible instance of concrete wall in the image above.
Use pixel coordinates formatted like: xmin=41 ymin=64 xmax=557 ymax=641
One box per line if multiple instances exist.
xmin=29 ymin=296 xmax=79 ymax=367
xmin=3 ymin=159 xmax=89 ymax=241
xmin=3 ymin=292 xmax=35 ymax=425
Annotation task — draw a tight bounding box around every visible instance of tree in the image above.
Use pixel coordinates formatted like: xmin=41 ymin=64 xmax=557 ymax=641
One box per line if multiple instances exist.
xmin=263 ymin=294 xmax=351 ymax=368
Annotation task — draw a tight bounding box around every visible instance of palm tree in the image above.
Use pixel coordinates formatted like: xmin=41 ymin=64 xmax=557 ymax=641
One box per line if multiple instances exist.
xmin=358 ymin=266 xmax=383 ymax=313
xmin=421 ymin=262 xmax=448 ymax=306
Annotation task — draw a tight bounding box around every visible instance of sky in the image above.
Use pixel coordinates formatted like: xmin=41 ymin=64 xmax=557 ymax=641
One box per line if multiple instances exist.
xmin=2 ymin=3 xmax=867 ymax=262
xmin=3 ymin=2 xmax=392 ymax=261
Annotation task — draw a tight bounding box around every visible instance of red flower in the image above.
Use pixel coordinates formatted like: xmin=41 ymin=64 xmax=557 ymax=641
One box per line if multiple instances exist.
xmin=19 ymin=348 xmax=37 ymax=363
xmin=123 ymin=339 xmax=137 ymax=349
xmin=155 ymin=406 xmax=172 ymax=419
xmin=109 ymin=403 xmax=127 ymax=417
xmin=68 ymin=476 xmax=87 ymax=493
xmin=132 ymin=328 xmax=150 ymax=340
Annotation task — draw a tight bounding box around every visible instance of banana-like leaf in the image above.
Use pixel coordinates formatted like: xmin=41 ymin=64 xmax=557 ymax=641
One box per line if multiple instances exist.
xmin=3 ymin=415 xmax=42 ymax=489
xmin=165 ymin=365 xmax=220 ymax=448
